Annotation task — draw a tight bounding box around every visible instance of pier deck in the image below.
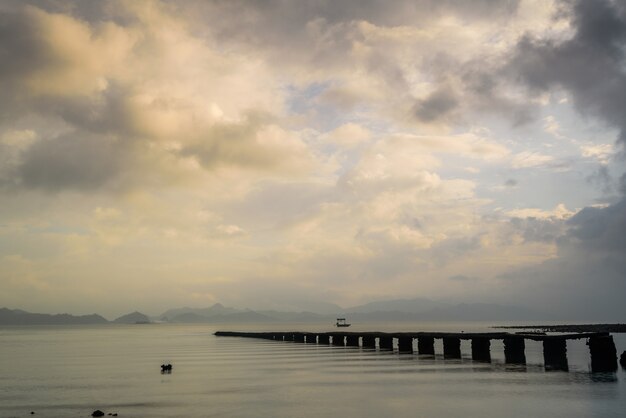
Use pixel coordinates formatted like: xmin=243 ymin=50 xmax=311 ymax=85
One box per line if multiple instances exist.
xmin=214 ymin=330 xmax=618 ymax=372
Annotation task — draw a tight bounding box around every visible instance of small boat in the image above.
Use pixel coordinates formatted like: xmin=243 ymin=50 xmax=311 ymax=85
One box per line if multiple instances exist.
xmin=335 ymin=318 xmax=351 ymax=327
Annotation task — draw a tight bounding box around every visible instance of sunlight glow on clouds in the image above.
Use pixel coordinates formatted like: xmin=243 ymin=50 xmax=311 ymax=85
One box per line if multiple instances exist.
xmin=1 ymin=0 xmax=625 ymax=319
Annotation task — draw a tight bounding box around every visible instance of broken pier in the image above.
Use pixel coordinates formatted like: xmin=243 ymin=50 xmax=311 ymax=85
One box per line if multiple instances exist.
xmin=214 ymin=330 xmax=619 ymax=372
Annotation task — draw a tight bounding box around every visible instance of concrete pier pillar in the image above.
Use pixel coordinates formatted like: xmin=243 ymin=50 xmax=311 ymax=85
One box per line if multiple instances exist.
xmin=318 ymin=334 xmax=330 ymax=345
xmin=294 ymin=333 xmax=305 ymax=343
xmin=346 ymin=335 xmax=360 ymax=347
xmin=417 ymin=337 xmax=435 ymax=355
xmin=379 ymin=336 xmax=394 ymax=350
xmin=471 ymin=338 xmax=491 ymax=362
xmin=398 ymin=337 xmax=413 ymax=353
xmin=362 ymin=335 xmax=376 ymax=348
xmin=332 ymin=335 xmax=345 ymax=346
xmin=543 ymin=338 xmax=568 ymax=371
xmin=284 ymin=333 xmax=294 ymax=342
xmin=443 ymin=337 xmax=461 ymax=359
xmin=305 ymin=334 xmax=317 ymax=344
xmin=504 ymin=337 xmax=526 ymax=364
xmin=588 ymin=335 xmax=618 ymax=372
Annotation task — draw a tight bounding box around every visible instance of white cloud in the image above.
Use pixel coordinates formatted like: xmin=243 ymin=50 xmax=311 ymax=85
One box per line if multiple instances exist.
xmin=510 ymin=151 xmax=554 ymax=168
xmin=506 ymin=203 xmax=575 ymax=220
xmin=580 ymin=143 xmax=614 ymax=164
xmin=0 ymin=0 xmax=623 ymax=317
xmin=322 ymin=123 xmax=372 ymax=148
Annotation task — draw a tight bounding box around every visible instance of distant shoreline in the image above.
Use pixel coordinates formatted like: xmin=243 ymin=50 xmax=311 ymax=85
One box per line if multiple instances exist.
xmin=493 ymin=324 xmax=626 ymax=333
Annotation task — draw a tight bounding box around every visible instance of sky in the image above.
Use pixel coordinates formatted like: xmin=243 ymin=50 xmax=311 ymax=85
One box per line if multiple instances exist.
xmin=0 ymin=0 xmax=625 ymax=320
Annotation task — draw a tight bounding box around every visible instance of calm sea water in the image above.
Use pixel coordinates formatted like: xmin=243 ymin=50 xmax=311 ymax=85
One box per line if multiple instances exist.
xmin=0 ymin=323 xmax=624 ymax=418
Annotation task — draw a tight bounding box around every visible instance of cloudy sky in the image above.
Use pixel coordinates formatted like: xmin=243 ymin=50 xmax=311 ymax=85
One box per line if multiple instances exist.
xmin=1 ymin=0 xmax=625 ymax=319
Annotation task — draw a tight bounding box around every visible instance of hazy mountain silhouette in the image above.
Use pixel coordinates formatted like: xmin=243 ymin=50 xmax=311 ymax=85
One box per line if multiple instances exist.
xmin=167 ymin=309 xmax=275 ymax=323
xmin=0 ymin=297 xmax=553 ymax=325
xmin=0 ymin=308 xmax=108 ymax=325
xmin=159 ymin=303 xmax=242 ymax=321
xmin=157 ymin=298 xmax=551 ymax=323
xmin=345 ymin=297 xmax=449 ymax=314
xmin=113 ymin=311 xmax=151 ymax=324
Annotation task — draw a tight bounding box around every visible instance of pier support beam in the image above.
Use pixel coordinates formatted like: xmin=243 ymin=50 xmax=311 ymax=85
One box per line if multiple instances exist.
xmin=471 ymin=338 xmax=491 ymax=362
xmin=543 ymin=338 xmax=568 ymax=371
xmin=362 ymin=335 xmax=376 ymax=348
xmin=443 ymin=337 xmax=461 ymax=359
xmin=294 ymin=333 xmax=305 ymax=343
xmin=504 ymin=337 xmax=526 ymax=364
xmin=318 ymin=334 xmax=330 ymax=345
xmin=284 ymin=333 xmax=294 ymax=342
xmin=398 ymin=337 xmax=413 ymax=353
xmin=379 ymin=336 xmax=394 ymax=350
xmin=588 ymin=335 xmax=617 ymax=372
xmin=332 ymin=335 xmax=345 ymax=346
xmin=417 ymin=337 xmax=435 ymax=355
xmin=306 ymin=334 xmax=317 ymax=344
xmin=346 ymin=335 xmax=360 ymax=347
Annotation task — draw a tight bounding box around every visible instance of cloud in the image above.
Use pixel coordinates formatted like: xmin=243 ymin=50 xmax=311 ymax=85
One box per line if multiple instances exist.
xmin=581 ymin=143 xmax=613 ymax=163
xmin=16 ymin=132 xmax=128 ymax=191
xmin=508 ymin=0 xmax=626 ymax=144
xmin=566 ymin=198 xmax=626 ymax=253
xmin=448 ymin=274 xmax=479 ymax=282
xmin=2 ymin=0 xmax=626 ymax=318
xmin=413 ymin=87 xmax=459 ymax=123
xmin=483 ymin=1 xmax=626 ymax=318
xmin=0 ymin=3 xmax=310 ymax=193
xmin=506 ymin=203 xmax=574 ymax=220
xmin=504 ymin=178 xmax=518 ymax=187
xmin=497 ymin=197 xmax=626 ymax=319
xmin=510 ymin=151 xmax=554 ymax=168
xmin=322 ymin=123 xmax=372 ymax=149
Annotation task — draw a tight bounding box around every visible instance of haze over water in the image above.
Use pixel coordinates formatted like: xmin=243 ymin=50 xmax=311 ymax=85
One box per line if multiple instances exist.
xmin=1 ymin=323 xmax=624 ymax=418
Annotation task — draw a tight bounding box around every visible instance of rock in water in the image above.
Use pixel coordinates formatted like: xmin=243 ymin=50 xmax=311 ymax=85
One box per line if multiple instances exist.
xmin=92 ymin=410 xmax=105 ymax=417
xmin=620 ymin=351 xmax=626 ymax=368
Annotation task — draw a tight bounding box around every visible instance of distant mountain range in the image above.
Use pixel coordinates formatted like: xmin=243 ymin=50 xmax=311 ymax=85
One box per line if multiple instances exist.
xmin=0 ymin=298 xmax=552 ymax=325
xmin=113 ymin=311 xmax=151 ymax=324
xmin=0 ymin=307 xmax=109 ymax=325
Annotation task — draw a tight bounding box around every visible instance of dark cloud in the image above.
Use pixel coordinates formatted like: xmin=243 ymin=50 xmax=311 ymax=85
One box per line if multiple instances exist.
xmin=0 ymin=7 xmax=49 ymax=119
xmin=566 ymin=198 xmax=626 ymax=253
xmin=586 ymin=165 xmax=614 ymax=195
xmin=620 ymin=172 xmax=626 ymax=195
xmin=189 ymin=0 xmax=520 ymax=40
xmin=16 ymin=133 xmax=128 ymax=192
xmin=509 ymin=0 xmax=626 ymax=143
xmin=495 ymin=197 xmax=626 ymax=320
xmin=413 ymin=88 xmax=458 ymax=123
xmin=509 ymin=216 xmax=565 ymax=243
xmin=485 ymin=1 xmax=626 ymax=318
